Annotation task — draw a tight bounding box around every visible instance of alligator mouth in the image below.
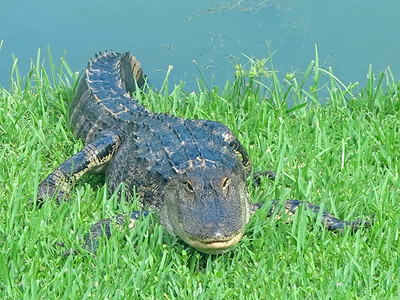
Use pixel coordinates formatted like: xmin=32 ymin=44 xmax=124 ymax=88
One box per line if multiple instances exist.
xmin=183 ymin=232 xmax=244 ymax=255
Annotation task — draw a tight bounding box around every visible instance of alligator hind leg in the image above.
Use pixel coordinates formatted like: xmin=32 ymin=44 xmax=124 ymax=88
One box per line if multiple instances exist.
xmin=35 ymin=130 xmax=123 ymax=203
xmin=255 ymin=199 xmax=372 ymax=232
xmin=84 ymin=211 xmax=149 ymax=253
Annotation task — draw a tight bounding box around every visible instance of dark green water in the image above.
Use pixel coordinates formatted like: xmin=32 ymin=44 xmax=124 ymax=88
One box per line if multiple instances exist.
xmin=1 ymin=0 xmax=399 ymax=91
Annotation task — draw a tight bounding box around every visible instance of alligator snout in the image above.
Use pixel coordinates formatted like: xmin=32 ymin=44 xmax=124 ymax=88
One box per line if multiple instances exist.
xmin=183 ymin=230 xmax=244 ymax=254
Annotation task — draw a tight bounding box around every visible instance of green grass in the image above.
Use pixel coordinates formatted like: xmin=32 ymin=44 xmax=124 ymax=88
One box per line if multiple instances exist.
xmin=1 ymin=46 xmax=400 ymax=299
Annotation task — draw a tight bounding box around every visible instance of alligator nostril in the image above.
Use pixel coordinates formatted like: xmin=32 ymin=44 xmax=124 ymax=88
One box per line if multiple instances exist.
xmin=201 ymin=223 xmax=229 ymax=240
xmin=212 ymin=231 xmax=225 ymax=240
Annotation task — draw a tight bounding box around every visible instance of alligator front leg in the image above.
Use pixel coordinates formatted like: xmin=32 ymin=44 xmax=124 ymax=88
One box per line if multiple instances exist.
xmin=35 ymin=130 xmax=123 ymax=203
xmin=84 ymin=211 xmax=149 ymax=253
xmin=254 ymin=200 xmax=373 ymax=232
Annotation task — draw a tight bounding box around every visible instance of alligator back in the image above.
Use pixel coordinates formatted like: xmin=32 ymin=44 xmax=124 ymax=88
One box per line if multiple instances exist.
xmin=70 ymin=51 xmax=149 ymax=143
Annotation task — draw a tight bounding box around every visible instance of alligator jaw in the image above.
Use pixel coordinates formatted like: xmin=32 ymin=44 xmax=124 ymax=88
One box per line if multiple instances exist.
xmin=183 ymin=232 xmax=244 ymax=254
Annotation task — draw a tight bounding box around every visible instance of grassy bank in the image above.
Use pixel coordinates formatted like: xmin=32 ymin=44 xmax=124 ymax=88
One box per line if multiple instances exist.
xmin=0 ymin=48 xmax=399 ymax=299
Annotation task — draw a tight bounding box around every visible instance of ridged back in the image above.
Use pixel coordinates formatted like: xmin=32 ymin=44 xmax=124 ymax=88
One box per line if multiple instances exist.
xmin=69 ymin=51 xmax=248 ymax=180
xmin=136 ymin=118 xmax=241 ymax=178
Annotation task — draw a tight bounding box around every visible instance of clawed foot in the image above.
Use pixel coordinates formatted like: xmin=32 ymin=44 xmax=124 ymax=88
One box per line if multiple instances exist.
xmin=329 ymin=214 xmax=375 ymax=232
xmin=84 ymin=211 xmax=149 ymax=253
xmin=31 ymin=178 xmax=69 ymax=205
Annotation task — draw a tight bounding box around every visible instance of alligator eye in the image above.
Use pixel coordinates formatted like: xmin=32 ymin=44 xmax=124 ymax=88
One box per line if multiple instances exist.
xmin=222 ymin=177 xmax=230 ymax=194
xmin=185 ymin=180 xmax=194 ymax=193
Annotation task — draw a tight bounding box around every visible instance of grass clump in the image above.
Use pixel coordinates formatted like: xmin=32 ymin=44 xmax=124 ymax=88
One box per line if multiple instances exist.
xmin=1 ymin=47 xmax=400 ymax=299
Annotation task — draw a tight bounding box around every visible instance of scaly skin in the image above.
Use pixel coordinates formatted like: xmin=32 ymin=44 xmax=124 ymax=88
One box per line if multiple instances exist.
xmin=35 ymin=51 xmax=372 ymax=254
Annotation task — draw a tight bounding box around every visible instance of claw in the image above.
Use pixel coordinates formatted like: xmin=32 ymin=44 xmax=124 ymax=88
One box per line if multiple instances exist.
xmin=35 ymin=178 xmax=70 ymax=204
xmin=84 ymin=211 xmax=149 ymax=253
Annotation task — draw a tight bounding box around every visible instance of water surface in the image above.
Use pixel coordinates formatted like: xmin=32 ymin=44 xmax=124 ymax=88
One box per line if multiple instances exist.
xmin=1 ymin=0 xmax=399 ymax=92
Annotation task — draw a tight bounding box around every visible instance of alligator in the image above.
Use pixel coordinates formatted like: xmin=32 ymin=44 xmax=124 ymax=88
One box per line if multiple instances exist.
xmin=35 ymin=51 xmax=372 ymax=254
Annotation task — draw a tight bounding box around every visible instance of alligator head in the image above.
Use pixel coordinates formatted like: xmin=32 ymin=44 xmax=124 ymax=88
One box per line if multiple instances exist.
xmin=160 ymin=168 xmax=253 ymax=254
